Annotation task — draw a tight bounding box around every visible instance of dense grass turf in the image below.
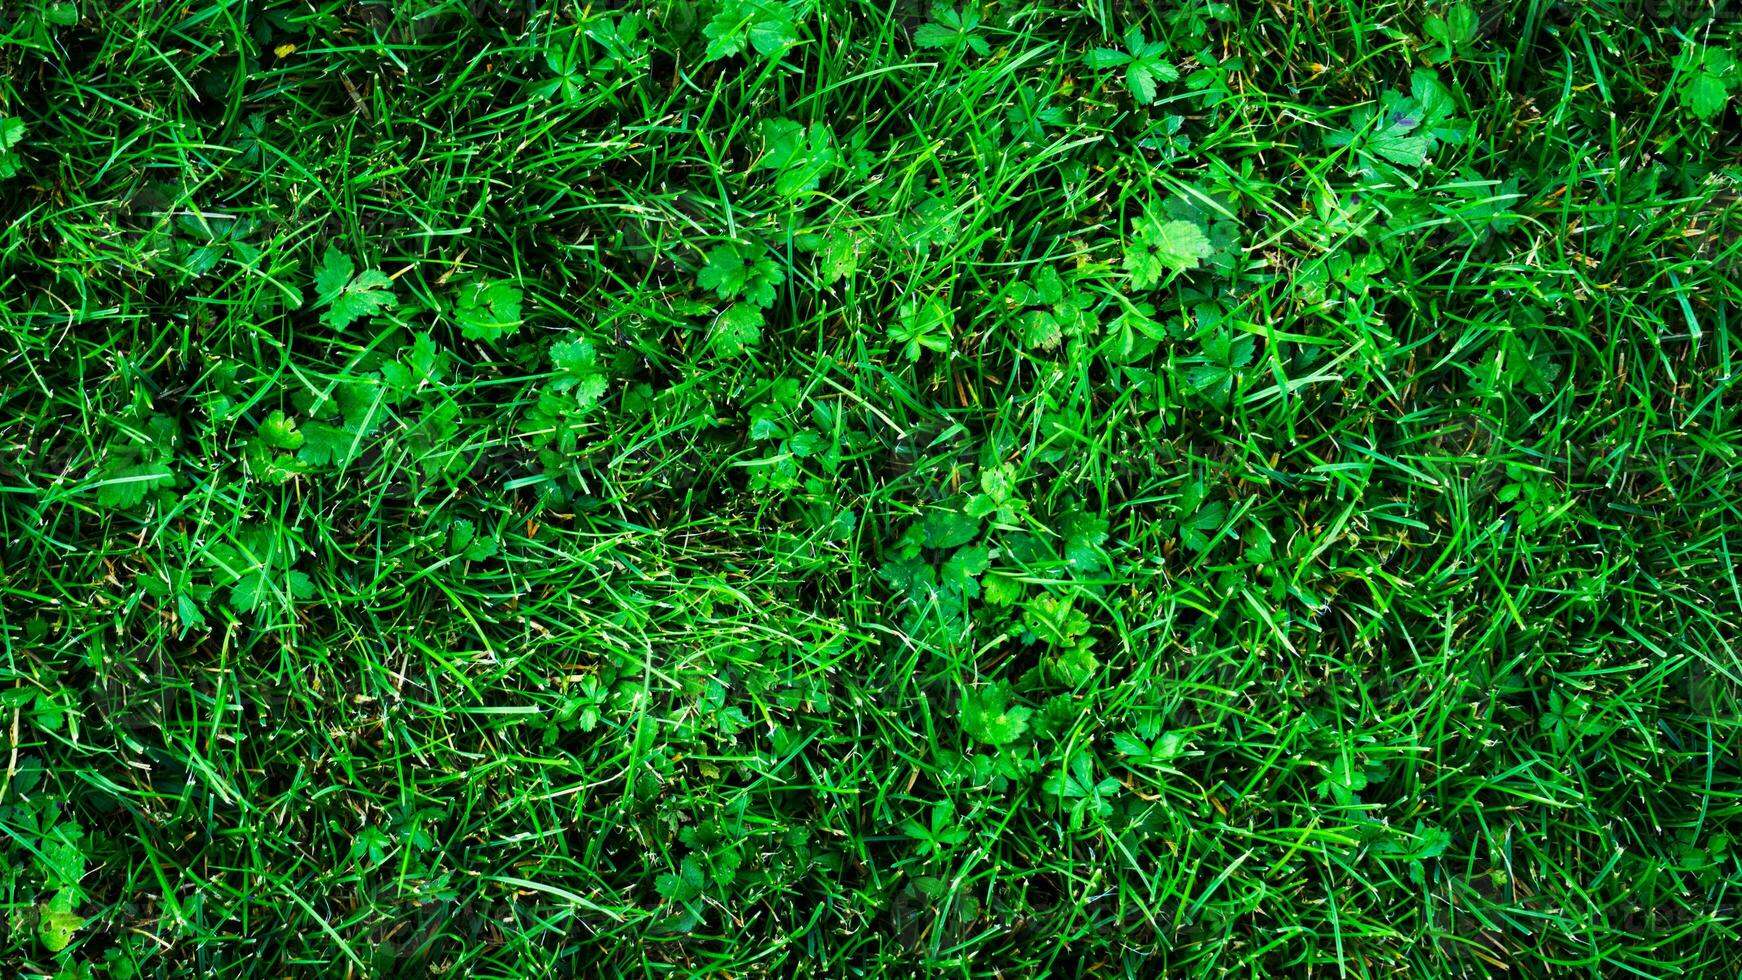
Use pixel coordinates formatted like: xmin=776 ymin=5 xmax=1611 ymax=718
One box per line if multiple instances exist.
xmin=3 ymin=0 xmax=1742 ymax=975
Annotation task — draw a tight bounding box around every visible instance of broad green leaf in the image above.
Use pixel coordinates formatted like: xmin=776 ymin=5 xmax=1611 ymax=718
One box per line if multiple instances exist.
xmin=1087 ymin=27 xmax=1176 ymax=103
xmin=1127 ymin=58 xmax=1175 ymax=104
xmin=313 ymin=247 xmax=354 ymax=304
xmin=890 ymin=296 xmax=953 ymax=359
xmin=960 ymin=682 xmax=1032 ymax=746
xmin=1367 ymin=126 xmax=1431 ymax=167
xmin=656 ymin=855 xmax=706 ymax=900
xmin=1112 ymin=732 xmax=1151 ymax=757
xmin=1084 ymin=48 xmax=1129 ymax=70
xmin=313 ymin=249 xmax=398 ymax=328
xmin=0 ymin=116 xmax=24 ymax=151
xmin=1060 ymin=508 xmax=1109 ymax=572
xmin=923 ymin=506 xmax=981 ymax=549
xmin=455 ymin=281 xmax=525 ymax=341
xmin=38 ymin=822 xmax=86 ymax=889
xmin=704 ymin=0 xmax=800 ymax=61
xmin=258 ymin=410 xmax=304 ymax=450
xmin=297 ymin=420 xmax=354 ymax=466
xmin=1410 ymin=69 xmax=1465 ymax=143
xmin=942 ymin=543 xmax=990 ymax=599
xmin=757 ymin=118 xmax=837 ymax=195
xmin=43 ymin=1 xmax=79 ymax=26
xmin=914 ymin=4 xmax=987 ymax=55
xmin=1022 ymin=309 xmax=1062 ymax=349
xmin=1682 ymin=72 xmax=1730 ymax=120
xmin=39 ymin=906 xmax=84 ymax=953
xmin=698 ymin=243 xmax=785 ymax=307
xmin=96 ymin=462 xmax=174 ymax=509
xmin=712 ymin=303 xmax=765 ymax=355
xmin=820 ymin=228 xmax=860 ymax=283
xmin=548 ymin=333 xmax=607 ymax=401
xmin=1126 ymin=215 xmax=1211 ymax=287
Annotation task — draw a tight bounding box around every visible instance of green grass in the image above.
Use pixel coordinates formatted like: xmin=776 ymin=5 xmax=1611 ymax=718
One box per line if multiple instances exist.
xmin=2 ymin=0 xmax=1741 ymax=975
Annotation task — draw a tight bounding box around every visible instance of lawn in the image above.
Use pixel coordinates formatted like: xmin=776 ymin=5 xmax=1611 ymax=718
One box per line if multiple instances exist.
xmin=2 ymin=0 xmax=1740 ymax=976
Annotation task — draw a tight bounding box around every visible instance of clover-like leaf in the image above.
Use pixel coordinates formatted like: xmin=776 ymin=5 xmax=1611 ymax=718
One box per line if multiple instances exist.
xmin=258 ymin=410 xmax=305 ymax=451
xmin=656 ymin=855 xmax=707 ymax=901
xmin=39 ymin=901 xmax=85 ymax=953
xmin=961 ymin=681 xmax=1032 ymax=746
xmin=890 ymin=296 xmax=953 ymax=360
xmin=704 ymin=0 xmax=800 ymax=62
xmin=96 ymin=462 xmax=175 ymax=509
xmin=1679 ymin=46 xmax=1737 ymax=120
xmin=454 ymin=281 xmax=525 ymax=341
xmin=313 ymin=247 xmax=397 ymax=329
xmin=1086 ymin=27 xmax=1177 ymax=103
xmin=914 ymin=3 xmax=988 ymax=56
xmin=712 ymin=303 xmax=765 ymax=356
xmin=1125 ymin=210 xmax=1211 ymax=288
xmin=698 ymin=242 xmax=785 ymax=308
xmin=758 ymin=118 xmax=838 ymax=196
xmin=0 ymin=117 xmax=25 ymax=179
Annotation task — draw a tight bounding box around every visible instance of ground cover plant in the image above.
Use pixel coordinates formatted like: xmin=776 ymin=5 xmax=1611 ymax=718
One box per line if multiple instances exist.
xmin=2 ymin=0 xmax=1741 ymax=975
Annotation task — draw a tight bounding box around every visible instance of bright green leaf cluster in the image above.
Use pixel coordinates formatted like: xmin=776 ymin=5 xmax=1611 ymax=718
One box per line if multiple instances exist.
xmin=313 ymin=247 xmax=398 ymax=329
